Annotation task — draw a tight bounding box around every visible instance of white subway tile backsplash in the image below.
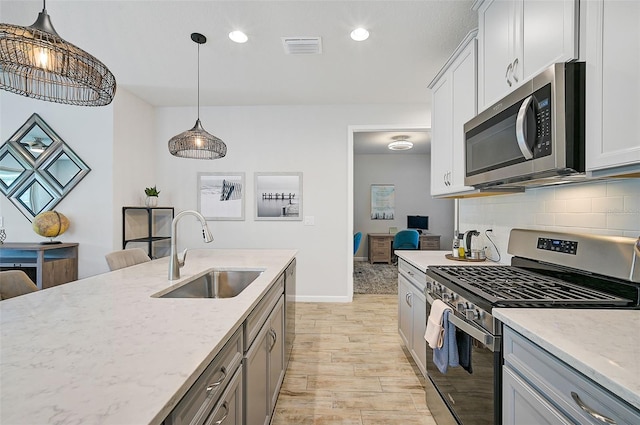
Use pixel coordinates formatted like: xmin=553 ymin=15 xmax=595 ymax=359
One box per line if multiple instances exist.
xmin=564 ymin=198 xmax=592 ymax=213
xmin=460 ymin=178 xmax=640 ymax=261
xmin=606 ymin=179 xmax=639 ymax=196
xmin=535 ymin=213 xmax=555 ymax=226
xmin=545 ymin=199 xmax=567 ymax=212
xmin=592 ymin=196 xmax=624 ymax=213
xmin=554 ymin=181 xmax=607 ymax=199
xmin=555 ymin=213 xmax=607 ymax=228
xmin=607 ymin=212 xmax=640 ymax=231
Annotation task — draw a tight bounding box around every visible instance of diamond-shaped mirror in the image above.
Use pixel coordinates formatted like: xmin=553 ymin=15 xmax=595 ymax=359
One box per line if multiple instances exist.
xmin=0 ymin=143 xmax=32 ymax=196
xmin=2 ymin=114 xmax=91 ymax=221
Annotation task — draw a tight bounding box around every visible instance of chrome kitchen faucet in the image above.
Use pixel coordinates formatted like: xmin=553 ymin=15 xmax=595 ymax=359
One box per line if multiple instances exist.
xmin=168 ymin=210 xmax=214 ymax=280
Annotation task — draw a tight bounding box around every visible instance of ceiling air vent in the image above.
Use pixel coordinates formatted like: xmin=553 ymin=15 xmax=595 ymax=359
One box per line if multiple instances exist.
xmin=282 ymin=37 xmax=322 ymax=55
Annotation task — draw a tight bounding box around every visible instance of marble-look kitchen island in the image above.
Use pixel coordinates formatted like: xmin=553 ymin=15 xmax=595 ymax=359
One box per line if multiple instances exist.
xmin=0 ymin=249 xmax=296 ymax=425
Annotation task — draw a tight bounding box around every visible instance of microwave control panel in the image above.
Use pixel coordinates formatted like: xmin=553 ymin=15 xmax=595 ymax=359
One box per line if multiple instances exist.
xmin=534 ymin=84 xmax=553 ymax=158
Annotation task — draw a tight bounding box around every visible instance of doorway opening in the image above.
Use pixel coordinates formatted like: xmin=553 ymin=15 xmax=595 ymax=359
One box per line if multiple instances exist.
xmin=347 ymin=124 xmax=431 ymax=299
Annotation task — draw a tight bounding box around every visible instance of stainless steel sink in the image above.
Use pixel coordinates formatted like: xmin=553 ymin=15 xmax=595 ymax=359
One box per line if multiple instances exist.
xmin=155 ymin=269 xmax=264 ymax=299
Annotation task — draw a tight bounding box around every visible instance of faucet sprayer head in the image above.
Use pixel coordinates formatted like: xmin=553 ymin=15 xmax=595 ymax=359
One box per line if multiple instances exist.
xmin=202 ymin=223 xmax=214 ymax=243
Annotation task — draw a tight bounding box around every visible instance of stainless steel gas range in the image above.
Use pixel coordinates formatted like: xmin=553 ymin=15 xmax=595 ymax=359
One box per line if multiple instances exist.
xmin=423 ymin=229 xmax=640 ymax=425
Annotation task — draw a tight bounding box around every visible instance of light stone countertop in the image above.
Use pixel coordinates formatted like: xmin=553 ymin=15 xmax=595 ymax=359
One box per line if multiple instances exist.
xmin=0 ymin=249 xmax=296 ymax=425
xmin=494 ymin=308 xmax=640 ymax=410
xmin=395 ymin=250 xmax=503 ymax=272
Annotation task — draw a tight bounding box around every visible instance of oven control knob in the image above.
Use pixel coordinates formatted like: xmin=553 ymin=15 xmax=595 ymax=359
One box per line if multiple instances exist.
xmin=456 ymin=302 xmax=466 ymax=312
xmin=442 ymin=292 xmax=450 ymax=302
xmin=465 ymin=309 xmax=480 ymax=320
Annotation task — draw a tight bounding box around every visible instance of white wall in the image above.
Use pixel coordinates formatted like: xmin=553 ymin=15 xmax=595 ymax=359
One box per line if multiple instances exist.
xmin=0 ymin=92 xmax=114 ymax=278
xmin=459 ymin=179 xmax=640 ymax=263
xmin=354 ymin=153 xmax=454 ymax=258
xmin=154 ymin=104 xmax=429 ymax=302
xmin=112 ymin=89 xmax=156 ymax=252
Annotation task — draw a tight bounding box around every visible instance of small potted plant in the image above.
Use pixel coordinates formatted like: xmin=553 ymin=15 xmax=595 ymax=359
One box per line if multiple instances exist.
xmin=144 ymin=186 xmax=160 ymax=207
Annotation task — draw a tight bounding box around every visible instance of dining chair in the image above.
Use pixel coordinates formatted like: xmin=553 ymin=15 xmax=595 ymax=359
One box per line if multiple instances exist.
xmin=0 ymin=270 xmax=39 ymax=300
xmin=105 ymin=248 xmax=151 ymax=271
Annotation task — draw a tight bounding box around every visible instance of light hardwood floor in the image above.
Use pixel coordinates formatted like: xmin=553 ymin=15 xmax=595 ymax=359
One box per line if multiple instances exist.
xmin=272 ymin=294 xmax=437 ymax=425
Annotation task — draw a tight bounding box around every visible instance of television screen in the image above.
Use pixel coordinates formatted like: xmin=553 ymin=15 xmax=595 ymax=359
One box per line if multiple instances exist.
xmin=407 ymin=215 xmax=428 ymax=230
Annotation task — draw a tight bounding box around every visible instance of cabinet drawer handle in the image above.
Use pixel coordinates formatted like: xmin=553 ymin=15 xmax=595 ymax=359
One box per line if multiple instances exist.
xmin=206 ymin=367 xmax=227 ymax=392
xmin=212 ymin=401 xmax=229 ymax=425
xmin=571 ymin=392 xmax=616 ymax=424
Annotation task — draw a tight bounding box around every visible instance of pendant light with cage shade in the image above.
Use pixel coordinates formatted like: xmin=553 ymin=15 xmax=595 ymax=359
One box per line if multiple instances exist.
xmin=168 ymin=33 xmax=227 ymax=160
xmin=0 ymin=0 xmax=116 ymax=106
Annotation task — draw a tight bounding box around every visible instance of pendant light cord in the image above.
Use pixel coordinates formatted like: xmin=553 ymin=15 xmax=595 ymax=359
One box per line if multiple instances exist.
xmin=197 ymin=41 xmax=200 ymax=121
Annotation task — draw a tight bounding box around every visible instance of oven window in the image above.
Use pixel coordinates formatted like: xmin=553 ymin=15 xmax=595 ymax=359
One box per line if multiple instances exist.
xmin=426 ymin=335 xmax=498 ymax=425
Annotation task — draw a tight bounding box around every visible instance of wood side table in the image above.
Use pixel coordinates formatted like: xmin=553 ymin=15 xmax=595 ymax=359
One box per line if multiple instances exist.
xmin=0 ymin=242 xmax=79 ymax=289
xmin=368 ymin=234 xmax=395 ymax=264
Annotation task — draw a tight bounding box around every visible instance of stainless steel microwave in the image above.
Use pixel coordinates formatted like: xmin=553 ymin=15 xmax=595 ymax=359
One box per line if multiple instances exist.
xmin=464 ymin=62 xmax=585 ymax=188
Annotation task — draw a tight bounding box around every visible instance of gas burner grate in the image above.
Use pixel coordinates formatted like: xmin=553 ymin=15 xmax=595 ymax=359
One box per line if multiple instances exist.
xmin=430 ymin=266 xmax=631 ymax=307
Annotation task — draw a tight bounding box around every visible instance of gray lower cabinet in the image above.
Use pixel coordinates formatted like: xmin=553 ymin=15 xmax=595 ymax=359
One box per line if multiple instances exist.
xmin=164 ymin=267 xmax=292 ymax=425
xmin=397 ymin=259 xmax=427 ymax=376
xmin=244 ymin=274 xmax=286 ymax=425
xmin=503 ymin=326 xmax=640 ymax=425
xmin=203 ymin=367 xmax=243 ymax=425
xmin=164 ymin=328 xmax=243 ymax=425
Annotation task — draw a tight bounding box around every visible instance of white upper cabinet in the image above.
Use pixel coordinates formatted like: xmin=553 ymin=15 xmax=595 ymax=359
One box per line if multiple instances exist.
xmin=585 ymin=0 xmax=640 ymax=175
xmin=476 ymin=0 xmax=579 ymax=111
xmin=429 ymin=31 xmax=478 ymax=197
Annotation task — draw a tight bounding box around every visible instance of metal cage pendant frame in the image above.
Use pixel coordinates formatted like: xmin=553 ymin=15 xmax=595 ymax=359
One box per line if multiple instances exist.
xmin=168 ymin=32 xmax=227 ymax=160
xmin=0 ymin=1 xmax=116 ymax=106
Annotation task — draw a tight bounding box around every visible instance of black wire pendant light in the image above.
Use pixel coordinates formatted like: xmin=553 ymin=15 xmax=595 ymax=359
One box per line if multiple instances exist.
xmin=168 ymin=33 xmax=227 ymax=160
xmin=0 ymin=0 xmax=116 ymax=106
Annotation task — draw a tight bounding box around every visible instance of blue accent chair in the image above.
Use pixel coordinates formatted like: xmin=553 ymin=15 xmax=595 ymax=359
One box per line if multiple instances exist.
xmin=354 ymin=232 xmax=362 ymax=255
xmin=393 ymin=229 xmax=420 ymax=250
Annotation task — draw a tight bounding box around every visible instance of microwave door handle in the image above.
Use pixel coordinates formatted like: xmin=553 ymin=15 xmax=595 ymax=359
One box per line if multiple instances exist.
xmin=516 ymin=95 xmax=535 ymax=160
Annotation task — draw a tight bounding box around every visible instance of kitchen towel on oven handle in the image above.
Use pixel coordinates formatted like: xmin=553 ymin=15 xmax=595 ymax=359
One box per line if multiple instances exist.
xmin=424 ymin=299 xmax=451 ymax=349
xmin=433 ymin=310 xmax=460 ymax=374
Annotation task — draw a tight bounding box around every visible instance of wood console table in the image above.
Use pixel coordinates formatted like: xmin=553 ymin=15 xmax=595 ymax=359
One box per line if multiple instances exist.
xmin=0 ymin=242 xmax=78 ymax=290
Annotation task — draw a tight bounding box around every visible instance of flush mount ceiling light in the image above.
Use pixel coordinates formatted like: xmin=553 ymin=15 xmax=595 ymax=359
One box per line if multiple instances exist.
xmin=168 ymin=33 xmax=227 ymax=160
xmin=388 ymin=135 xmax=413 ymax=151
xmin=229 ymin=31 xmax=248 ymax=44
xmin=0 ymin=0 xmax=116 ymax=106
xmin=350 ymin=27 xmax=370 ymax=41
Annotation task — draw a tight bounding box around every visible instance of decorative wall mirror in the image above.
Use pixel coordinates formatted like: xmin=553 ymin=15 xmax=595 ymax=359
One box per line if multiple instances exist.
xmin=0 ymin=114 xmax=90 ymax=221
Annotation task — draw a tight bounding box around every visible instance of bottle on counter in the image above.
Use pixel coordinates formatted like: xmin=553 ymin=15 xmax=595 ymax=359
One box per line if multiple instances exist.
xmin=452 ymin=232 xmax=460 ymax=258
xmin=458 ymin=234 xmax=466 ymax=258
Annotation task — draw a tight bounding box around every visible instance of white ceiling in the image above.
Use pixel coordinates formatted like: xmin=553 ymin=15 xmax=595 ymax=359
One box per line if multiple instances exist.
xmin=1 ymin=0 xmax=477 ymax=151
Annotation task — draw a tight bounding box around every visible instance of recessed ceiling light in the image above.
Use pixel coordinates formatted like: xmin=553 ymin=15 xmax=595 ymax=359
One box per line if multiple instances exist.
xmin=388 ymin=135 xmax=413 ymax=151
xmin=350 ymin=27 xmax=369 ymax=42
xmin=229 ymin=31 xmax=248 ymax=43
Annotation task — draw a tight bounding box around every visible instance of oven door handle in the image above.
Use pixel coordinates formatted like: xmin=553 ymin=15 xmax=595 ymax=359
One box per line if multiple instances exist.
xmin=426 ymin=291 xmax=499 ymax=352
xmin=447 ymin=312 xmax=498 ymax=352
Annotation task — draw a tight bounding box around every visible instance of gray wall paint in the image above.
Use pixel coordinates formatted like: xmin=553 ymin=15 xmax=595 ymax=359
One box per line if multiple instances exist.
xmin=354 ymin=153 xmax=454 ymax=258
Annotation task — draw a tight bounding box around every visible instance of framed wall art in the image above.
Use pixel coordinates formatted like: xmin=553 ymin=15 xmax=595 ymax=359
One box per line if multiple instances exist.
xmin=198 ymin=172 xmax=245 ymax=220
xmin=255 ymin=172 xmax=302 ymax=221
xmin=371 ymin=184 xmax=395 ymax=220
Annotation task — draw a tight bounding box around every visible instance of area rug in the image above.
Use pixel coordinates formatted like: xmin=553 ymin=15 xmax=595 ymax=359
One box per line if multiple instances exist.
xmin=353 ymin=261 xmax=398 ymax=294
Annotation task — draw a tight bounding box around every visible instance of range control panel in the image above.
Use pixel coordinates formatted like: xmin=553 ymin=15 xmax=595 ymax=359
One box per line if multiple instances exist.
xmin=537 ymin=237 xmax=578 ymax=255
